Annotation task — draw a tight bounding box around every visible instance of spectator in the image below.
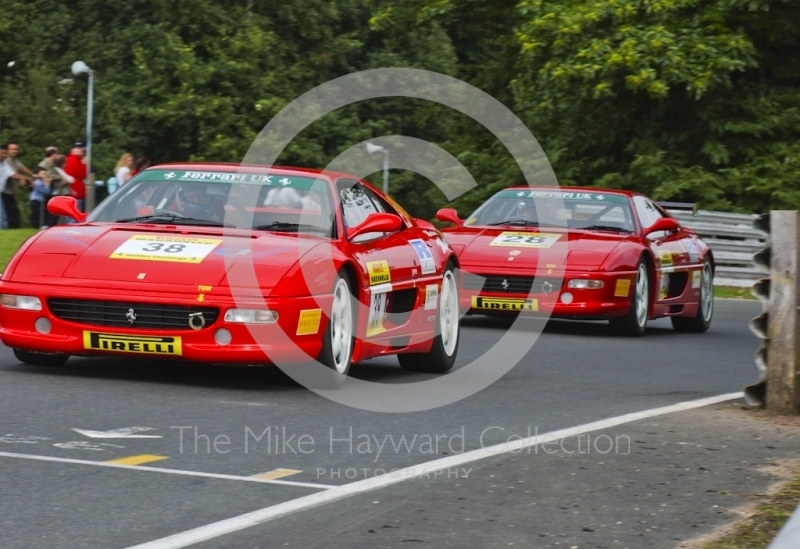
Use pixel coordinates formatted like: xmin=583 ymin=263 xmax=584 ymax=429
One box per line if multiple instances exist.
xmin=132 ymin=156 xmax=150 ymax=177
xmin=29 ymin=166 xmax=51 ymax=228
xmin=6 ymin=142 xmax=33 ymax=182
xmin=63 ymin=142 xmax=87 ymax=213
xmin=113 ymin=153 xmax=133 ymax=191
xmin=0 ymin=143 xmax=27 ymax=228
xmin=38 ymin=147 xmax=62 ymax=196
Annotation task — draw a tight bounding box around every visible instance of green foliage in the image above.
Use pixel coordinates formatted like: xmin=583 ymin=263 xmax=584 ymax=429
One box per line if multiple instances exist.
xmin=0 ymin=0 xmax=797 ymax=224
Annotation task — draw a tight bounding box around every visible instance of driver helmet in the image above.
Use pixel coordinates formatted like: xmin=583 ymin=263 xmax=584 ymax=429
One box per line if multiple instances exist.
xmin=177 ymin=184 xmax=220 ymax=220
xmin=514 ymin=200 xmax=537 ymax=221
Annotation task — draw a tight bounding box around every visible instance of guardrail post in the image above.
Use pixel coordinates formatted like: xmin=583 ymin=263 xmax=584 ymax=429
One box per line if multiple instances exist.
xmin=766 ymin=211 xmax=800 ymax=413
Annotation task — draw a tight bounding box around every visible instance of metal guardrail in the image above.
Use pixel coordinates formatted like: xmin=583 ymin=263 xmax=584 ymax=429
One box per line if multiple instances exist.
xmin=667 ymin=209 xmax=765 ymax=287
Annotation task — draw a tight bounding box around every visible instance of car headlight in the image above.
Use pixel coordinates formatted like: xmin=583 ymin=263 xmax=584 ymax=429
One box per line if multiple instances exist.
xmin=0 ymin=294 xmax=43 ymax=311
xmin=224 ymin=309 xmax=279 ymax=324
xmin=567 ymin=279 xmax=604 ymax=289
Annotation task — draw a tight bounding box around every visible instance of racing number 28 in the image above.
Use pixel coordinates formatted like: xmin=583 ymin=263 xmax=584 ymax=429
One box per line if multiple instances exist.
xmin=141 ymin=243 xmax=187 ymax=253
xmin=501 ymin=235 xmax=546 ymax=245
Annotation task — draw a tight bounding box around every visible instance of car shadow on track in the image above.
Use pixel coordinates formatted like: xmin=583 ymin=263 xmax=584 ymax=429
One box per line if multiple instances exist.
xmin=461 ymin=314 xmax=677 ymax=338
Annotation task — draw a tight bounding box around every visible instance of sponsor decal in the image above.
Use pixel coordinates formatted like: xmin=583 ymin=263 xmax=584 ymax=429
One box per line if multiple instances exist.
xmin=684 ymin=241 xmax=700 ymax=262
xmin=501 ymin=190 xmax=628 ymax=203
xmin=83 ymin=332 xmax=182 ymax=355
xmin=508 ymin=250 xmax=521 ymax=256
xmin=366 ymin=292 xmax=388 ymax=337
xmin=425 ymin=285 xmax=439 ymax=311
xmin=136 ymin=273 xmax=146 ymax=280
xmin=435 ymin=237 xmax=449 ymax=254
xmin=141 ymin=170 xmax=321 ymax=190
xmin=465 ymin=217 xmax=477 ymax=226
xmin=296 ymin=309 xmax=322 ymax=336
xmin=366 ymin=260 xmax=391 ymax=286
xmin=614 ymin=278 xmax=631 ymax=297
xmin=490 ymin=232 xmax=562 ymax=249
xmin=471 ymin=296 xmax=538 ymax=312
xmin=658 ymin=249 xmax=673 ymax=267
xmin=410 ymin=239 xmax=436 ymax=275
xmin=110 ymin=235 xmax=221 ymax=264
xmin=658 ymin=273 xmax=669 ymax=300
xmin=423 ymin=229 xmax=440 ymax=237
xmin=692 ymin=270 xmax=702 ymax=289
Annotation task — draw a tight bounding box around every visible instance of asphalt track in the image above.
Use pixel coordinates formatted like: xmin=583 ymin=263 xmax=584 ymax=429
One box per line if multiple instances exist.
xmin=0 ymin=299 xmax=761 ymax=548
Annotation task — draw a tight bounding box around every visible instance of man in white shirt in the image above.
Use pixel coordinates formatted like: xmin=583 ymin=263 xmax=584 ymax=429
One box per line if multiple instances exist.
xmin=0 ymin=144 xmax=24 ymax=228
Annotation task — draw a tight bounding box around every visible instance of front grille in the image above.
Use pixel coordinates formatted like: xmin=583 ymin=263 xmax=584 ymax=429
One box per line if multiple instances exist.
xmin=463 ymin=273 xmax=562 ymax=295
xmin=47 ymin=299 xmax=219 ymax=330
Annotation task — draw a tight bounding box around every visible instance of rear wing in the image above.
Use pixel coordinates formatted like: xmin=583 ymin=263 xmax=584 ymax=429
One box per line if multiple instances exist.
xmin=658 ymin=201 xmax=697 ymax=216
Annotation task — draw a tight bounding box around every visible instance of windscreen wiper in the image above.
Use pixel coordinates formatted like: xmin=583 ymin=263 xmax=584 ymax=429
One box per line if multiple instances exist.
xmin=116 ymin=214 xmax=229 ymax=227
xmin=487 ymin=218 xmax=539 ymax=227
xmin=252 ymin=221 xmax=329 ymax=234
xmin=580 ymin=224 xmax=633 ymax=233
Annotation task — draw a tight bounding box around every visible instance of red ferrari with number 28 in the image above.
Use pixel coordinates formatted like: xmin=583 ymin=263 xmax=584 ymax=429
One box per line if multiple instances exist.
xmin=0 ymin=164 xmax=460 ymax=374
xmin=438 ymin=187 xmax=714 ymax=336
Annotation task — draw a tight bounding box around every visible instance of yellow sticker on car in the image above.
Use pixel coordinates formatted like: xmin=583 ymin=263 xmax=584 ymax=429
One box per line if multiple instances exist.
xmin=83 ymin=332 xmax=182 ymax=355
xmin=296 ymin=309 xmax=322 ymax=335
xmin=366 ymin=260 xmax=391 ymax=285
xmin=110 ymin=235 xmax=222 ymax=264
xmin=490 ymin=232 xmax=562 ymax=248
xmin=471 ymin=296 xmax=538 ymax=311
xmin=658 ymin=250 xmax=673 ymax=267
xmin=614 ymin=279 xmax=631 ymax=297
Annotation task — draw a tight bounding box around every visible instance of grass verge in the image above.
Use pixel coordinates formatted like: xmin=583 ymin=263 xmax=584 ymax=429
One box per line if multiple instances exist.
xmin=703 ymin=471 xmax=800 ymax=548
xmin=0 ymin=228 xmax=37 ymax=271
xmin=715 ymin=286 xmax=757 ymax=300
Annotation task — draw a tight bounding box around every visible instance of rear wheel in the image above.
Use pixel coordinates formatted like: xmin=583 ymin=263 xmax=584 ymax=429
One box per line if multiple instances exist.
xmin=13 ymin=349 xmax=69 ymax=367
xmin=609 ymin=259 xmax=650 ymax=337
xmin=318 ymin=274 xmax=355 ymax=376
xmin=399 ymin=264 xmax=459 ymax=373
xmin=672 ymin=259 xmax=713 ymax=333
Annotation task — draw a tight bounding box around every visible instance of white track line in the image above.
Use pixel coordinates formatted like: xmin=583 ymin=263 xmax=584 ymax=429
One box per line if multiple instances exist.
xmin=0 ymin=452 xmax=333 ymax=490
xmin=126 ymin=391 xmax=744 ymax=549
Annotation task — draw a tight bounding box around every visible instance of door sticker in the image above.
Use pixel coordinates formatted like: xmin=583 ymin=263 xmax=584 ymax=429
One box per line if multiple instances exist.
xmin=692 ymin=270 xmax=702 ymax=289
xmin=490 ymin=232 xmax=561 ymax=248
xmin=684 ymin=241 xmax=699 ymax=262
xmin=410 ymin=239 xmax=436 ymax=275
xmin=366 ymin=260 xmax=391 ymax=285
xmin=110 ymin=235 xmax=221 ymax=264
xmin=658 ymin=250 xmax=673 ymax=267
xmin=425 ymin=285 xmax=439 ymax=310
xmin=366 ymin=292 xmax=389 ymax=337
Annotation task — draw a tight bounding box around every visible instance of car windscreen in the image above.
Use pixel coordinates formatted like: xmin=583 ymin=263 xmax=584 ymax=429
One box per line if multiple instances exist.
xmin=465 ymin=189 xmax=635 ymax=233
xmin=88 ymin=169 xmax=335 ymax=236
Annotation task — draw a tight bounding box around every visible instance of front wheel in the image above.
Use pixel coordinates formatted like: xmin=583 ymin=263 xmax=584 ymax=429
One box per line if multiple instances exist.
xmin=318 ymin=274 xmax=355 ymax=376
xmin=399 ymin=264 xmax=459 ymax=373
xmin=609 ymin=259 xmax=650 ymax=337
xmin=672 ymin=259 xmax=713 ymax=333
xmin=13 ymin=349 xmax=69 ymax=367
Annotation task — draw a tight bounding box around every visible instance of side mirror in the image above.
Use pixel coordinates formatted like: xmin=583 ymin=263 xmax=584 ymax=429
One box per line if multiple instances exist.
xmin=643 ymin=217 xmax=679 ymax=237
xmin=347 ymin=213 xmax=403 ymax=240
xmin=435 ymin=208 xmax=462 ymax=226
xmin=47 ymin=196 xmax=87 ymax=223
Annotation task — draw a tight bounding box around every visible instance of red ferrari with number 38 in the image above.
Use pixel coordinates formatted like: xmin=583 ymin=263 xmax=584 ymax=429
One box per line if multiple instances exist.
xmin=0 ymin=164 xmax=460 ymax=374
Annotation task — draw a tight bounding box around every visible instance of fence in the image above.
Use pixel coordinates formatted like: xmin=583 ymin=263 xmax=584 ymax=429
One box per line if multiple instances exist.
xmin=666 ymin=209 xmax=765 ymax=287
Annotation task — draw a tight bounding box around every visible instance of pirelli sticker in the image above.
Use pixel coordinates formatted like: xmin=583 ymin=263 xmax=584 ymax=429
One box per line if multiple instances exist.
xmin=472 ymin=296 xmax=538 ymax=312
xmin=83 ymin=332 xmax=182 ymax=355
xmin=110 ymin=235 xmax=221 ymax=264
xmin=366 ymin=260 xmax=391 ymax=286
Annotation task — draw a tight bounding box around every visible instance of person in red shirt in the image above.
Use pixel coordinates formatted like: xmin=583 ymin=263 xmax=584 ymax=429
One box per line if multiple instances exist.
xmin=63 ymin=142 xmax=87 ymax=213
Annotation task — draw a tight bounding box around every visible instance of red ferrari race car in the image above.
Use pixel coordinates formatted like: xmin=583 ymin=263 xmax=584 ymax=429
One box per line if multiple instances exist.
xmin=0 ymin=164 xmax=460 ymax=374
xmin=437 ymin=187 xmax=714 ymax=336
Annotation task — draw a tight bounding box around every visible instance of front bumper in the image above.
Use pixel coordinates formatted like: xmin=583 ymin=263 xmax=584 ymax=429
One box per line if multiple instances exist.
xmin=460 ymin=270 xmax=637 ymax=319
xmin=0 ymin=281 xmax=332 ymax=364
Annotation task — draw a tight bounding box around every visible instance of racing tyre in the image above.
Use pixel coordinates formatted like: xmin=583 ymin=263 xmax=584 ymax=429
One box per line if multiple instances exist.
xmin=671 ymin=259 xmax=713 ymax=333
xmin=13 ymin=349 xmax=69 ymax=367
xmin=318 ymin=274 xmax=355 ymax=376
xmin=399 ymin=264 xmax=459 ymax=373
xmin=609 ymin=258 xmax=650 ymax=337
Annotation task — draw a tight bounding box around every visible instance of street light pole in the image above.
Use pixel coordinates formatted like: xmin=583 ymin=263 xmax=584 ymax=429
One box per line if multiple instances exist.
xmin=366 ymin=142 xmax=390 ymax=195
xmin=71 ymin=61 xmax=94 ymax=211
